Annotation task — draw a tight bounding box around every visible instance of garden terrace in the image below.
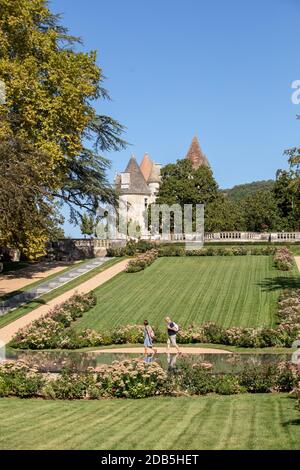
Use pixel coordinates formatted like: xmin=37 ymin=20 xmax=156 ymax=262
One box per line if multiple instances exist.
xmin=74 ymin=256 xmax=299 ymax=332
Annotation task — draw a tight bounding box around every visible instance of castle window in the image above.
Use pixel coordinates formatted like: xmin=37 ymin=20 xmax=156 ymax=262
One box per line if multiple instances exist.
xmin=144 ymin=198 xmax=148 ymax=208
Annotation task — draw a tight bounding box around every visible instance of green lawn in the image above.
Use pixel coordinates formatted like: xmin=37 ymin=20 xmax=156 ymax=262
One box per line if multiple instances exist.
xmin=0 ymin=395 xmax=299 ymax=450
xmin=75 ymin=256 xmax=299 ymax=331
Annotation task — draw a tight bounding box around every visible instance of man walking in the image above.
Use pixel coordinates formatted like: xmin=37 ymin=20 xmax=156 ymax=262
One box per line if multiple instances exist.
xmin=165 ymin=316 xmax=180 ymax=354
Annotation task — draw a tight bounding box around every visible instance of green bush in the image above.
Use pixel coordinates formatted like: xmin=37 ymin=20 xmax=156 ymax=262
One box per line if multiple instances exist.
xmin=238 ymin=365 xmax=276 ymax=393
xmin=49 ymin=371 xmax=95 ymax=399
xmin=178 ymin=361 xmax=214 ymax=395
xmin=126 ymin=249 xmax=158 ymax=273
xmin=106 ymin=246 xmax=127 ymax=257
xmin=158 ymin=246 xmax=186 ymax=257
xmin=214 ymin=375 xmax=243 ymax=395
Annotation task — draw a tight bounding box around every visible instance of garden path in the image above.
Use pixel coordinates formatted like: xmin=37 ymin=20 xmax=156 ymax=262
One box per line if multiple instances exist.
xmin=0 ymin=258 xmax=109 ymax=316
xmin=0 ymin=261 xmax=72 ymax=295
xmin=0 ymin=259 xmax=128 ymax=345
xmin=294 ymin=256 xmax=300 ymax=272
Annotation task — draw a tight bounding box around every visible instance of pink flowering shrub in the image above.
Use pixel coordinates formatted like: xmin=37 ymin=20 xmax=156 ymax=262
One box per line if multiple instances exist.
xmin=274 ymin=247 xmax=294 ymax=271
xmin=126 ymin=249 xmax=158 ymax=272
xmin=1 ymin=359 xmax=300 ymax=399
xmin=95 ymin=359 xmax=168 ymax=398
xmin=0 ymin=360 xmax=45 ymax=397
xmin=10 ymin=292 xmax=97 ymax=349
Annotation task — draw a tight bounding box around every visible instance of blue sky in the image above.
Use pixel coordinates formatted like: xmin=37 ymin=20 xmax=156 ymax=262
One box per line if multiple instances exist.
xmin=50 ymin=0 xmax=300 ymax=236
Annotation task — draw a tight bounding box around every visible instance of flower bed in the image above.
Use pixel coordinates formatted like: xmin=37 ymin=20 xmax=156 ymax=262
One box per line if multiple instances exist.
xmin=0 ymin=359 xmax=299 ymax=399
xmin=274 ymin=247 xmax=294 ymax=271
xmin=10 ymin=289 xmax=300 ymax=350
xmin=10 ymin=292 xmax=98 ymax=349
xmin=126 ymin=249 xmax=158 ymax=273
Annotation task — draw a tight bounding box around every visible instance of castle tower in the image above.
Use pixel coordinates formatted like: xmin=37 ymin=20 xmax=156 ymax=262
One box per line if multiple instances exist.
xmin=185 ymin=136 xmax=209 ymax=170
xmin=140 ymin=153 xmax=153 ymax=182
xmin=147 ymin=163 xmax=161 ymax=201
xmin=117 ymin=154 xmax=151 ymax=239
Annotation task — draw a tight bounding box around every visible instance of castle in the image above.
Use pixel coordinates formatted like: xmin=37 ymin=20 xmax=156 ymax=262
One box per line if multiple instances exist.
xmin=115 ymin=136 xmax=209 ymax=238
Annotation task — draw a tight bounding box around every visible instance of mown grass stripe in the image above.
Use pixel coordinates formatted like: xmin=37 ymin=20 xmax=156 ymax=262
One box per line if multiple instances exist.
xmin=75 ymin=256 xmax=298 ymax=332
xmin=0 ymin=395 xmax=299 ymax=450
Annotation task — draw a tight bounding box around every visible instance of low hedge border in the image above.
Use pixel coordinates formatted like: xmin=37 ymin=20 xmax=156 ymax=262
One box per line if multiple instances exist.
xmin=107 ymin=243 xmax=294 ymax=272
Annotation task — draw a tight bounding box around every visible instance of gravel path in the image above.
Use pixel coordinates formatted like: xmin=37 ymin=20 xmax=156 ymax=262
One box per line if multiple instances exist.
xmin=0 ymin=259 xmax=128 ymax=345
xmin=294 ymin=256 xmax=300 ymax=272
xmin=0 ymin=262 xmax=72 ymax=295
xmin=0 ymin=258 xmax=109 ymax=316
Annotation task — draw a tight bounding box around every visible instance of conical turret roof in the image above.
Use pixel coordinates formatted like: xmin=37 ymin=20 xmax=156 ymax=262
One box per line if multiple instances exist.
xmin=120 ymin=154 xmax=151 ymax=195
xmin=140 ymin=153 xmax=153 ymax=181
xmin=185 ymin=136 xmax=209 ymax=169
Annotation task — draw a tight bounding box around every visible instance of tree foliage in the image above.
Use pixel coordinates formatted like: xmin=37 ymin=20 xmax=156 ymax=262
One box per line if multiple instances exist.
xmin=241 ymin=190 xmax=283 ymax=232
xmin=156 ymin=159 xmax=219 ymax=207
xmin=0 ymin=138 xmax=62 ymax=259
xmin=80 ymin=212 xmax=95 ymax=238
xmin=0 ymin=0 xmax=126 ymax=257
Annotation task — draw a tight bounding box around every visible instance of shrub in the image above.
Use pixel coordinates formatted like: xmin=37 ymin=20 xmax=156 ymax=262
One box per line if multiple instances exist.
xmin=10 ymin=292 xmax=97 ymax=350
xmin=95 ymin=359 xmax=168 ymax=398
xmin=238 ymin=365 xmax=277 ymax=393
xmin=126 ymin=249 xmax=158 ymax=273
xmin=274 ymin=247 xmax=294 ymax=271
xmin=178 ymin=360 xmax=214 ymax=395
xmin=158 ymin=246 xmax=186 ymax=257
xmin=0 ymin=360 xmax=299 ymax=399
xmin=48 ymin=371 xmax=96 ymax=399
xmin=214 ymin=375 xmax=243 ymax=395
xmin=106 ymin=246 xmax=127 ymax=257
xmin=0 ymin=361 xmax=45 ymax=398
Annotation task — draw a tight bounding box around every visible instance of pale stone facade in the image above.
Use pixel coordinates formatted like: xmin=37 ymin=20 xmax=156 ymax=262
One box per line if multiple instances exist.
xmin=114 ymin=137 xmax=208 ymax=240
xmin=115 ymin=154 xmax=162 ymax=239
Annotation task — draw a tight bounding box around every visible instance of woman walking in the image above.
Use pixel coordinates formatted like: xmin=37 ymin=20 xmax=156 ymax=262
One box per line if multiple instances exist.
xmin=143 ymin=320 xmax=156 ymax=356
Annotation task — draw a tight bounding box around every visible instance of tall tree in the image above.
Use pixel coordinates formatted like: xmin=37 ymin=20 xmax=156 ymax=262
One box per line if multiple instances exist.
xmin=152 ymin=159 xmax=219 ymax=233
xmin=156 ymin=159 xmax=219 ymax=206
xmin=205 ymin=197 xmax=246 ymax=232
xmin=80 ymin=213 xmax=94 ymax=238
xmin=241 ymin=190 xmax=283 ymax=232
xmin=0 ymin=0 xmax=126 ymax=257
xmin=0 ymin=138 xmax=62 ymax=259
xmin=273 ymin=169 xmax=300 ymax=230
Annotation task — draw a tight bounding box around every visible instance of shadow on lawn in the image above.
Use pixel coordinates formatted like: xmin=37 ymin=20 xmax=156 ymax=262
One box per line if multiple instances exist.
xmin=258 ymin=277 xmax=300 ymax=292
xmin=283 ymin=418 xmax=300 ymax=426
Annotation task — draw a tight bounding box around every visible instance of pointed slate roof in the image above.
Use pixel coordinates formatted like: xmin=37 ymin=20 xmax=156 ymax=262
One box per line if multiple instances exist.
xmin=120 ymin=154 xmax=151 ymax=195
xmin=185 ymin=136 xmax=209 ymax=169
xmin=140 ymin=153 xmax=153 ymax=181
